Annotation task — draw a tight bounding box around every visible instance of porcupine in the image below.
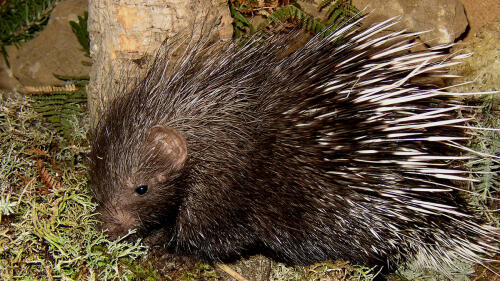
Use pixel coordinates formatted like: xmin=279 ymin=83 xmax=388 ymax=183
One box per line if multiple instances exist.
xmin=90 ymin=16 xmax=499 ymax=276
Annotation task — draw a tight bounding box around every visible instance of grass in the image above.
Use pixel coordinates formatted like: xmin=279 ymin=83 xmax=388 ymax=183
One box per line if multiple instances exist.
xmin=465 ymin=95 xmax=500 ymax=223
xmin=0 ymin=94 xmax=152 ymax=280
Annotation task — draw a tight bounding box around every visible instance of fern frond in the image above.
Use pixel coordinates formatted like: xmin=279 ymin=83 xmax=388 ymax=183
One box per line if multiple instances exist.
xmin=318 ymin=0 xmax=335 ymax=10
xmin=230 ymin=4 xmax=255 ymax=38
xmin=261 ymin=5 xmax=326 ymax=34
xmin=324 ymin=1 xmax=359 ymax=26
xmin=24 ymin=84 xmax=77 ymax=94
xmin=29 ymin=81 xmax=88 ymax=141
xmin=69 ymin=11 xmax=90 ymax=56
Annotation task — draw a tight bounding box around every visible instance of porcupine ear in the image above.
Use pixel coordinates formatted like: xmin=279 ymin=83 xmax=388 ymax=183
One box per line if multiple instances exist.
xmin=147 ymin=126 xmax=187 ymax=172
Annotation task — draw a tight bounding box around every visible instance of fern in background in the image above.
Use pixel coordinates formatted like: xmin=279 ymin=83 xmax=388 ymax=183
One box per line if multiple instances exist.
xmin=230 ymin=4 xmax=255 ymax=38
xmin=69 ymin=11 xmax=90 ymax=57
xmin=320 ymin=0 xmax=358 ymax=27
xmin=28 ymin=76 xmax=88 ymax=142
xmin=229 ymin=0 xmax=359 ymax=38
xmin=0 ymin=0 xmax=57 ymax=67
xmin=260 ymin=5 xmax=326 ymax=34
xmin=24 ymin=11 xmax=91 ymax=143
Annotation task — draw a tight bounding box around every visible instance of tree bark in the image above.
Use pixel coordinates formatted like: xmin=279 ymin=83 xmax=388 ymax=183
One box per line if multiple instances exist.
xmin=87 ymin=0 xmax=232 ymax=125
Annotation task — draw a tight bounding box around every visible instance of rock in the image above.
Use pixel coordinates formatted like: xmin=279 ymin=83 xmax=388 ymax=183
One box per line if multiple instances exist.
xmin=352 ymin=0 xmax=468 ymax=45
xmin=0 ymin=58 xmax=21 ymax=97
xmin=459 ymin=0 xmax=500 ymax=40
xmin=6 ymin=0 xmax=90 ymax=86
xmin=447 ymin=22 xmax=500 ymax=99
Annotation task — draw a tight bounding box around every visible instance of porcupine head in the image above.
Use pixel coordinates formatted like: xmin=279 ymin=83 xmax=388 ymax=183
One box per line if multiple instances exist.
xmin=88 ymin=31 xmax=262 ymax=252
xmin=91 ymin=119 xmax=189 ymax=240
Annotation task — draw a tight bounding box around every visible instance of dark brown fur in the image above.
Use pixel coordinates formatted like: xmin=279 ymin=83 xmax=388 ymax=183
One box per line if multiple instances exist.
xmin=90 ymin=17 xmax=499 ymax=274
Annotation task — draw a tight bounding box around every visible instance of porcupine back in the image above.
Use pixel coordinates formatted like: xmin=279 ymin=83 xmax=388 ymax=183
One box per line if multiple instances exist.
xmin=246 ymin=18 xmax=499 ymax=272
xmin=90 ymin=16 xmax=499 ymax=275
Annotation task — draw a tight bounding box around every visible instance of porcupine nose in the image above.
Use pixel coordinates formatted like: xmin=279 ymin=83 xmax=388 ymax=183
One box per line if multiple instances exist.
xmin=95 ymin=205 xmax=139 ymax=239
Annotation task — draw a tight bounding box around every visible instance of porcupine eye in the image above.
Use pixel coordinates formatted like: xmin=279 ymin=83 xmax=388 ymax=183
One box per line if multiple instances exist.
xmin=135 ymin=185 xmax=148 ymax=195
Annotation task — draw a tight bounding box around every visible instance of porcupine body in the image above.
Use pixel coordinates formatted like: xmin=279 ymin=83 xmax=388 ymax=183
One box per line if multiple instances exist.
xmin=90 ymin=17 xmax=499 ymax=275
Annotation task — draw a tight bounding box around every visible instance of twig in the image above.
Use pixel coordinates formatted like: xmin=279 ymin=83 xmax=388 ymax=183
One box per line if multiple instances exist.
xmin=216 ymin=264 xmax=250 ymax=281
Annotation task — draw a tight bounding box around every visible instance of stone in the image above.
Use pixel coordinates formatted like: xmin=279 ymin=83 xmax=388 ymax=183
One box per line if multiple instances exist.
xmin=0 ymin=58 xmax=21 ymax=96
xmin=459 ymin=0 xmax=500 ymax=40
xmin=352 ymin=0 xmax=468 ymax=45
xmin=447 ymin=22 xmax=500 ymax=99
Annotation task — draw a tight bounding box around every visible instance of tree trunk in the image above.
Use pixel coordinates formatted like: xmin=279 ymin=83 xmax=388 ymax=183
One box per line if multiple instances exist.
xmin=87 ymin=0 xmax=232 ymax=125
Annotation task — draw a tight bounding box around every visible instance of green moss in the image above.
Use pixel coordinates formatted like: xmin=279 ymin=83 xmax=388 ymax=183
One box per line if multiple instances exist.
xmin=269 ymin=260 xmax=380 ymax=281
xmin=0 ymin=95 xmax=153 ymax=280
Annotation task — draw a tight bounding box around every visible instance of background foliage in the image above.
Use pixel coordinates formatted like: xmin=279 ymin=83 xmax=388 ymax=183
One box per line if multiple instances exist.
xmin=0 ymin=0 xmax=57 ymax=66
xmin=230 ymin=0 xmax=359 ymax=38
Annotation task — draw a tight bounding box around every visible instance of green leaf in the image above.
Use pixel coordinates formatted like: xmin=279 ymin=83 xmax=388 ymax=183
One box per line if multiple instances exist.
xmin=0 ymin=0 xmax=58 ymax=65
xmin=319 ymin=0 xmax=335 ymax=10
xmin=69 ymin=11 xmax=90 ymax=56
